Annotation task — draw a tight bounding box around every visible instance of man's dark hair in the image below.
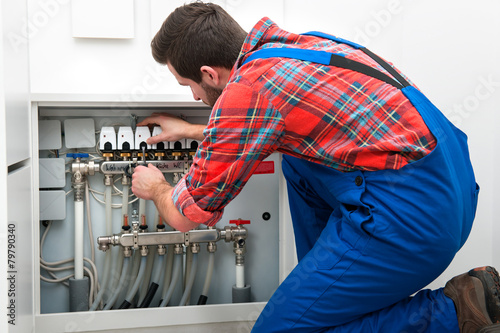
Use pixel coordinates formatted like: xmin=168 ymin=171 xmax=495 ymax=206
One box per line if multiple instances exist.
xmin=151 ymin=1 xmax=247 ymax=83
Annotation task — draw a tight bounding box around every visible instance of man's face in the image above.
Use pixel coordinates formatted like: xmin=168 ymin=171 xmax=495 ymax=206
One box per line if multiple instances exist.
xmin=167 ymin=63 xmax=223 ymax=107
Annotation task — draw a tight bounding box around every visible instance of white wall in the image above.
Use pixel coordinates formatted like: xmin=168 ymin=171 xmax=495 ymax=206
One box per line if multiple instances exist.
xmin=26 ymin=0 xmax=500 ymax=289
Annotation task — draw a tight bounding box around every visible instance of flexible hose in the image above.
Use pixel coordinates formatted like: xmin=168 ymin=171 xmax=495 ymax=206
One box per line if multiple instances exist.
xmin=198 ymin=252 xmax=215 ymax=305
xmin=103 ymin=257 xmax=130 ymax=310
xmin=161 ymin=245 xmax=174 ymax=301
xmin=89 ymin=251 xmax=111 ymax=311
xmin=90 ymin=185 xmax=114 ymax=310
xmin=138 ymin=246 xmax=155 ymax=305
xmin=118 ymin=256 xmax=147 ymax=309
xmin=179 ymin=253 xmax=198 ymax=306
xmin=138 ymin=254 xmax=165 ymax=308
xmin=123 ymin=250 xmax=140 ymax=296
xmin=151 ymin=254 xmax=164 ymax=286
xmin=159 ymin=253 xmax=182 ymax=307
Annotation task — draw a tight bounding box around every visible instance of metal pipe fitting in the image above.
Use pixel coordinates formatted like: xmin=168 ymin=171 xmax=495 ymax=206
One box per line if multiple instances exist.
xmin=190 ymin=243 xmax=200 ymax=254
xmin=207 ymin=241 xmax=217 ymax=253
xmin=140 ymin=246 xmax=149 ymax=257
xmin=174 ymin=244 xmax=183 ymax=255
xmin=157 ymin=244 xmax=166 ymax=256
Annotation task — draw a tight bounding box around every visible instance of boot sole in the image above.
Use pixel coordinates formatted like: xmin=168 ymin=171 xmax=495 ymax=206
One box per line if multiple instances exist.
xmin=479 ymin=323 xmax=500 ymax=332
xmin=469 ymin=266 xmax=500 ymax=323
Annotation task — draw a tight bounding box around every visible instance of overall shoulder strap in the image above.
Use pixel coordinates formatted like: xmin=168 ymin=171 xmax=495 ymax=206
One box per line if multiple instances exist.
xmin=242 ymin=31 xmax=410 ymax=89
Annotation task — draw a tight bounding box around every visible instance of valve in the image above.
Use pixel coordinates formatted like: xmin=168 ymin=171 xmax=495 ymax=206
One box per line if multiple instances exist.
xmin=229 ymin=219 xmax=250 ymax=227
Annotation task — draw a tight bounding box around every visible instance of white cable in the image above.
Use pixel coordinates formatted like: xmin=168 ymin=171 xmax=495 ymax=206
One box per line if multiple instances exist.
xmin=40 ymin=222 xmax=99 ymax=298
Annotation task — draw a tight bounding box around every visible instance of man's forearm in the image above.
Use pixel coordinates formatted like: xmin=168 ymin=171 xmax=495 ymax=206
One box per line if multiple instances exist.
xmin=153 ymin=182 xmax=200 ymax=232
xmin=188 ymin=124 xmax=206 ymax=142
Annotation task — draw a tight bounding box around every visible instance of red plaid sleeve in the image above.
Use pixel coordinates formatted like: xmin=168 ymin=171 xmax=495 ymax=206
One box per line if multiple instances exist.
xmin=172 ymin=83 xmax=284 ymax=226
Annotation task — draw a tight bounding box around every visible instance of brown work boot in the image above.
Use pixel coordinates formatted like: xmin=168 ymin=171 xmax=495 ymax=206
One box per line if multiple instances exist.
xmin=444 ymin=266 xmax=500 ymax=333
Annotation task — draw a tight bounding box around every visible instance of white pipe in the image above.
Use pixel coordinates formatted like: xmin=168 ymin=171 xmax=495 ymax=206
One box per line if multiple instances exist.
xmin=138 ymin=247 xmax=155 ymax=305
xmin=151 ymin=254 xmax=164 ymax=285
xmin=124 ymin=251 xmax=140 ymax=293
xmin=179 ymin=253 xmax=198 ymax=306
xmin=121 ymin=184 xmax=129 ymax=222
xmin=89 ymin=251 xmax=111 ymax=311
xmin=160 ymin=253 xmax=182 ymax=307
xmin=74 ymin=200 xmax=84 ymax=280
xmin=236 ymin=264 xmax=245 ymax=289
xmin=138 ymin=198 xmax=146 ymax=221
xmin=103 ymin=257 xmax=130 ymax=310
xmin=105 ymin=186 xmax=113 ymax=234
xmin=89 ymin=185 xmax=114 ymax=311
xmin=184 ymin=247 xmax=193 ymax=289
xmin=124 ymin=256 xmax=148 ymax=304
xmin=202 ymin=252 xmax=215 ymax=296
xmin=161 ymin=245 xmax=174 ymax=300
xmin=106 ymin=184 xmax=123 ymax=306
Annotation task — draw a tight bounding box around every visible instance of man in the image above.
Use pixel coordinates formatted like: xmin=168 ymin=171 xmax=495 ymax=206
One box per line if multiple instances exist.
xmin=131 ymin=2 xmax=500 ymax=332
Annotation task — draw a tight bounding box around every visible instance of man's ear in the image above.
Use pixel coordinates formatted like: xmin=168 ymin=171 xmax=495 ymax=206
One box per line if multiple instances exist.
xmin=200 ymin=66 xmax=220 ymax=86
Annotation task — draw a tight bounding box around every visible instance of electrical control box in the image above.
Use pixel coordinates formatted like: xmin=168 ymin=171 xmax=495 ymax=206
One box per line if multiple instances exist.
xmin=30 ymin=99 xmax=295 ymax=333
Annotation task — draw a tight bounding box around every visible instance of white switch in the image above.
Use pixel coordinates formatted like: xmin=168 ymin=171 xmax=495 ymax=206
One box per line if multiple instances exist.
xmin=99 ymin=127 xmax=117 ymax=151
xmin=117 ymin=127 xmax=134 ymax=151
xmin=186 ymin=139 xmax=200 ymax=151
xmin=151 ymin=126 xmax=168 ymax=150
xmin=135 ymin=126 xmax=151 ymax=150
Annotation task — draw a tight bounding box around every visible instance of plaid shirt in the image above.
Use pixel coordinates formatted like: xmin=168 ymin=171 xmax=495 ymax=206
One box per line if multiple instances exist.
xmin=172 ymin=18 xmax=436 ymax=226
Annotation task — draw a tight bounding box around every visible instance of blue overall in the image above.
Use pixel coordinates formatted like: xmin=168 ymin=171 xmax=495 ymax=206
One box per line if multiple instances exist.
xmin=245 ymin=33 xmax=479 ymax=332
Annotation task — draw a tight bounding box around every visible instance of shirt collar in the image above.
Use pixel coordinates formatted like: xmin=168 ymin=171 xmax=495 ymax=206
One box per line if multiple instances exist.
xmin=230 ymin=17 xmax=280 ymax=76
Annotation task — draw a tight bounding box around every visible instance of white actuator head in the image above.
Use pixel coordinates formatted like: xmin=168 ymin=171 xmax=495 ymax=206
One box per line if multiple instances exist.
xmin=117 ymin=127 xmax=134 ymax=151
xmin=99 ymin=127 xmax=116 ymax=151
xmin=151 ymin=126 xmax=168 ymax=150
xmin=135 ymin=126 xmax=152 ymax=150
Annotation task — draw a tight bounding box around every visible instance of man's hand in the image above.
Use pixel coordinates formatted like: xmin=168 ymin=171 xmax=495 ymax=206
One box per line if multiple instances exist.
xmin=131 ymin=163 xmax=200 ymax=232
xmin=131 ymin=164 xmax=170 ymax=201
xmin=137 ymin=113 xmax=206 ymax=145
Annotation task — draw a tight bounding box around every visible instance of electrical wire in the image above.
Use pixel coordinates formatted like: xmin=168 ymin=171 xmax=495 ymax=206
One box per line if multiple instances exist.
xmin=40 ymin=265 xmax=95 ymax=307
xmin=40 ymin=218 xmax=99 ymax=306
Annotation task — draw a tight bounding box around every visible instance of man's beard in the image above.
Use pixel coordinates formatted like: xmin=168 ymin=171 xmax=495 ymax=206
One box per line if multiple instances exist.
xmin=200 ymin=82 xmax=223 ymax=107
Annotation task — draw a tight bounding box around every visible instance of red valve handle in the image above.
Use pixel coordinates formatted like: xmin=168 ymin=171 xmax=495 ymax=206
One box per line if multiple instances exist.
xmin=229 ymin=219 xmax=251 ymax=226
